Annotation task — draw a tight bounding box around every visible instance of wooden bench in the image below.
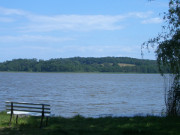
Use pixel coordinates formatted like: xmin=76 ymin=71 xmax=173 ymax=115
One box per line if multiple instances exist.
xmin=6 ymin=101 xmax=51 ymax=128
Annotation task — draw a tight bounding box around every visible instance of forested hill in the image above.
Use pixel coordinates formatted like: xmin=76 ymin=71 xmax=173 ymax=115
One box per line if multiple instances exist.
xmin=0 ymin=57 xmax=167 ymax=73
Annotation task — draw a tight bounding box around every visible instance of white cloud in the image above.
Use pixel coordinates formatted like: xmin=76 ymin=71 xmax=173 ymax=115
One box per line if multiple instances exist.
xmin=0 ymin=35 xmax=74 ymax=43
xmin=21 ymin=15 xmax=125 ymax=32
xmin=128 ymin=11 xmax=153 ymax=18
xmin=0 ymin=6 xmax=159 ymax=32
xmin=0 ymin=6 xmax=27 ymax=16
xmin=0 ymin=17 xmax=14 ymax=22
xmin=0 ymin=44 xmax=151 ymax=61
xmin=59 ymin=45 xmax=139 ymax=54
xmin=22 ymin=12 xmax=154 ymax=32
xmin=142 ymin=17 xmax=163 ymax=24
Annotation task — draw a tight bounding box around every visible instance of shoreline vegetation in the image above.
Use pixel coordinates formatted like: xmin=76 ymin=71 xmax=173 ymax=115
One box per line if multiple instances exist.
xmin=0 ymin=71 xmax=161 ymax=74
xmin=0 ymin=112 xmax=180 ymax=135
xmin=0 ymin=57 xmax=169 ymax=73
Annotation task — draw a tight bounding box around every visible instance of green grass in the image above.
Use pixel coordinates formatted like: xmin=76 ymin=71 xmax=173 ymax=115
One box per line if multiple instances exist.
xmin=0 ymin=111 xmax=180 ymax=135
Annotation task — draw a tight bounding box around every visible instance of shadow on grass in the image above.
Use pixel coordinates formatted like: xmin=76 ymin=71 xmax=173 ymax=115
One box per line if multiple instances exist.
xmin=0 ymin=112 xmax=180 ymax=135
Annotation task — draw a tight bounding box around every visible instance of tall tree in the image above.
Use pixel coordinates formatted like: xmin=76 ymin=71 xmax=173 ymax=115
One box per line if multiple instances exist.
xmin=143 ymin=0 xmax=180 ymax=116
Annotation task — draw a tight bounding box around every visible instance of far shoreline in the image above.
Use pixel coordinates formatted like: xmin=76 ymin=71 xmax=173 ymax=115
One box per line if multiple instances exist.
xmin=0 ymin=71 xmax=161 ymax=74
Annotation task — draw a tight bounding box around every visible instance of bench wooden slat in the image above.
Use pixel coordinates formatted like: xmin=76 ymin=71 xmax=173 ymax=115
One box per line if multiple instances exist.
xmin=6 ymin=105 xmax=50 ymax=110
xmin=7 ymin=111 xmax=51 ymax=117
xmin=6 ymin=101 xmax=50 ymax=106
xmin=6 ymin=109 xmax=51 ymax=114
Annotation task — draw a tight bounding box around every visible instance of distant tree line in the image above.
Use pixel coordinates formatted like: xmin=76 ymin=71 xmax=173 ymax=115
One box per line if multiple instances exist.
xmin=0 ymin=57 xmax=169 ymax=73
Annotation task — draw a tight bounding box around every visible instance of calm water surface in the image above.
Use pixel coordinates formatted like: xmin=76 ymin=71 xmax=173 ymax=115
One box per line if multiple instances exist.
xmin=0 ymin=72 xmax=165 ymax=117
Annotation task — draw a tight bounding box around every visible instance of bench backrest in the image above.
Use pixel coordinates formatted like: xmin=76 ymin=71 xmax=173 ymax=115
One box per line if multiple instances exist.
xmin=6 ymin=101 xmax=50 ymax=116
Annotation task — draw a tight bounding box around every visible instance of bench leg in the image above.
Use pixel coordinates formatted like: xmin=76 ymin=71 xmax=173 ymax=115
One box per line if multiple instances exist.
xmin=46 ymin=117 xmax=49 ymax=126
xmin=9 ymin=114 xmax=13 ymax=125
xmin=16 ymin=115 xmax=18 ymax=124
xmin=40 ymin=116 xmax=44 ymax=128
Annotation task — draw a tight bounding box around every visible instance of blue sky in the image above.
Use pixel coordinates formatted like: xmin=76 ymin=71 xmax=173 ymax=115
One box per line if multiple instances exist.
xmin=0 ymin=0 xmax=169 ymax=62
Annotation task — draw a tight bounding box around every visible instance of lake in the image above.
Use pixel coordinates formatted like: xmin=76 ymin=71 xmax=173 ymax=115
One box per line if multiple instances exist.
xmin=0 ymin=72 xmax=165 ymax=117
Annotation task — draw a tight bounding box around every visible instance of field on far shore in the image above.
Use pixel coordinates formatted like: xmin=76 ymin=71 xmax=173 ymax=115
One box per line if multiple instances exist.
xmin=0 ymin=111 xmax=180 ymax=135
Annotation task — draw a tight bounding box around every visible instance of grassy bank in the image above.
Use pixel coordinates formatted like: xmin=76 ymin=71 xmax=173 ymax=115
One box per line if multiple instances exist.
xmin=0 ymin=112 xmax=180 ymax=135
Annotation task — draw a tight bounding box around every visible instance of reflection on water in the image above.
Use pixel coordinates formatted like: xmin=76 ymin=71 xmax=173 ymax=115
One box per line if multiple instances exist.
xmin=0 ymin=72 xmax=165 ymax=117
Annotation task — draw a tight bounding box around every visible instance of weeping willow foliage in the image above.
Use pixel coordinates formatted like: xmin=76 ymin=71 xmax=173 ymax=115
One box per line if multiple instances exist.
xmin=143 ymin=0 xmax=180 ymax=116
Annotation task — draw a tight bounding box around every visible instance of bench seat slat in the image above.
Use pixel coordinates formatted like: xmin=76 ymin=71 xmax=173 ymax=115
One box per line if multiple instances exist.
xmin=6 ymin=109 xmax=50 ymax=114
xmin=7 ymin=111 xmax=50 ymax=117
